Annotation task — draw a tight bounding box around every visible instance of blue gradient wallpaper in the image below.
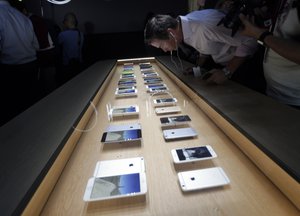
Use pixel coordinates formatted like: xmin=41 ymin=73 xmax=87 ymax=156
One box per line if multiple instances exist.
xmin=91 ymin=173 xmax=141 ymax=199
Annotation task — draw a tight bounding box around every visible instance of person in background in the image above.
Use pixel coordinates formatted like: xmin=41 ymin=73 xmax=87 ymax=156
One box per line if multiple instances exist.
xmin=12 ymin=0 xmax=57 ymax=97
xmin=0 ymin=0 xmax=39 ymax=126
xmin=144 ymin=10 xmax=257 ymax=84
xmin=239 ymin=0 xmax=300 ymax=109
xmin=57 ymin=12 xmax=84 ymax=85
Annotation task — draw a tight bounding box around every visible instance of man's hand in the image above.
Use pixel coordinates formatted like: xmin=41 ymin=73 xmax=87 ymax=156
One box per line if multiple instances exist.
xmin=206 ymin=69 xmax=228 ymax=84
xmin=183 ymin=67 xmax=194 ymax=75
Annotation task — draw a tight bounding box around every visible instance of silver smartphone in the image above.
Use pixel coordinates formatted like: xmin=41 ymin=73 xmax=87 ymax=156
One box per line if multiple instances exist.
xmin=155 ymin=106 xmax=181 ymax=114
xmin=178 ymin=167 xmax=230 ymax=191
xmin=115 ymin=89 xmax=137 ymax=97
xmin=163 ymin=127 xmax=197 ymax=140
xmin=109 ymin=105 xmax=139 ymax=117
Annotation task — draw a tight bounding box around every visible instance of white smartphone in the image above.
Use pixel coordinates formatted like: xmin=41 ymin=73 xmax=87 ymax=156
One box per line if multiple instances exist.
xmin=101 ymin=129 xmax=142 ymax=143
xmin=109 ymin=105 xmax=139 ymax=117
xmin=93 ymin=157 xmax=145 ymax=177
xmin=115 ymin=89 xmax=137 ymax=97
xmin=171 ymin=145 xmax=217 ymax=164
xmin=83 ymin=172 xmax=147 ymax=202
xmin=155 ymin=106 xmax=181 ymax=114
xmin=105 ymin=123 xmax=141 ymax=132
xmin=153 ymin=98 xmax=177 ymax=107
xmin=177 ymin=167 xmax=230 ymax=191
xmin=163 ymin=127 xmax=197 ymax=140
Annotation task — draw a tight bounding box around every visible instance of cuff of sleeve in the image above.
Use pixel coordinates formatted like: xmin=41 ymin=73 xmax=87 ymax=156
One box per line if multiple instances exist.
xmin=192 ymin=66 xmax=202 ymax=77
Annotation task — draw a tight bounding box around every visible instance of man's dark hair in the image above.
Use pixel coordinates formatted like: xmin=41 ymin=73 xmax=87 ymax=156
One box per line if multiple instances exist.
xmin=144 ymin=14 xmax=178 ymax=44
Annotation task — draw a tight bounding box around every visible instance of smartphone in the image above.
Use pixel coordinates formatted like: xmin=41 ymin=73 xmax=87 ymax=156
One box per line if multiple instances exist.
xmin=140 ymin=68 xmax=155 ymax=73
xmin=106 ymin=123 xmax=141 ymax=132
xmin=143 ymin=77 xmax=162 ymax=81
xmin=119 ymin=78 xmax=136 ymax=82
xmin=149 ymin=86 xmax=169 ymax=91
xmin=153 ymin=98 xmax=177 ymax=106
xmin=115 ymin=89 xmax=137 ymax=97
xmin=83 ymin=172 xmax=147 ymax=202
xmin=155 ymin=106 xmax=181 ymax=114
xmin=142 ymin=71 xmax=157 ymax=75
xmin=120 ymin=74 xmax=136 ymax=79
xmin=142 ymin=72 xmax=159 ymax=78
xmin=144 ymin=79 xmax=163 ymax=84
xmin=171 ymin=145 xmax=217 ymax=163
xmin=145 ymin=84 xmax=166 ymax=89
xmin=93 ymin=157 xmax=145 ymax=177
xmin=160 ymin=115 xmax=190 ymax=126
xmin=139 ymin=63 xmax=152 ymax=69
xmin=123 ymin=63 xmax=134 ymax=71
xmin=177 ymin=167 xmax=230 ymax=191
xmin=101 ymin=129 xmax=142 ymax=143
xmin=116 ymin=86 xmax=135 ymax=91
xmin=118 ymin=80 xmax=136 ymax=87
xmin=121 ymin=71 xmax=134 ymax=75
xmin=110 ymin=105 xmax=139 ymax=117
xmin=163 ymin=127 xmax=197 ymax=140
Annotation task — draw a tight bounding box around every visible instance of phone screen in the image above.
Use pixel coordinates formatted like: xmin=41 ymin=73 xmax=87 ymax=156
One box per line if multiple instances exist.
xmin=112 ymin=106 xmax=136 ymax=114
xmin=176 ymin=146 xmax=212 ymax=161
xmin=117 ymin=89 xmax=135 ymax=94
xmin=169 ymin=115 xmax=190 ymax=122
xmin=150 ymin=87 xmax=167 ymax=91
xmin=118 ymin=81 xmax=136 ymax=85
xmin=160 ymin=115 xmax=190 ymax=124
xmin=101 ymin=129 xmax=141 ymax=142
xmin=157 ymin=98 xmax=175 ymax=103
xmin=91 ymin=173 xmax=141 ymax=199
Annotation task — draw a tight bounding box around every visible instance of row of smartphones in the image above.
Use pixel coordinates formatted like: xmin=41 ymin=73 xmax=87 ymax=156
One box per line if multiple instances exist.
xmin=101 ymin=113 xmax=198 ymax=143
xmin=84 ymin=64 xmax=146 ymax=202
xmin=83 ymin=148 xmax=229 ymax=202
xmin=84 ymin=63 xmax=229 ymax=202
xmin=115 ymin=64 xmax=167 ymax=97
xmin=115 ymin=84 xmax=171 ymax=97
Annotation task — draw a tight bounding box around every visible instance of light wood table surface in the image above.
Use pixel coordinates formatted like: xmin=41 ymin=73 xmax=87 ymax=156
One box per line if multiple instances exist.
xmin=40 ymin=59 xmax=300 ymax=216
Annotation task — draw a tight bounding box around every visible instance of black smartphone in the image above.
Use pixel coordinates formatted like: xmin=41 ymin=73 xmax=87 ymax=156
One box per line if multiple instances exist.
xmin=160 ymin=115 xmax=191 ymax=125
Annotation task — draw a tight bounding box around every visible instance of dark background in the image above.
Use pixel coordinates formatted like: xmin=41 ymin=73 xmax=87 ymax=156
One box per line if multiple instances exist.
xmin=26 ymin=0 xmax=189 ymax=65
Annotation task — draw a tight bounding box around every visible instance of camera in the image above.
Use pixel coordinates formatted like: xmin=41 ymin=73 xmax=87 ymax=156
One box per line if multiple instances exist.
xmin=217 ymin=0 xmax=272 ymax=36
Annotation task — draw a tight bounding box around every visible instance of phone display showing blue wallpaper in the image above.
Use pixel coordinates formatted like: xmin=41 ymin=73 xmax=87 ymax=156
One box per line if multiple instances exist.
xmin=91 ymin=173 xmax=141 ymax=199
xmin=119 ymin=89 xmax=135 ymax=94
xmin=113 ymin=106 xmax=136 ymax=114
xmin=105 ymin=129 xmax=141 ymax=142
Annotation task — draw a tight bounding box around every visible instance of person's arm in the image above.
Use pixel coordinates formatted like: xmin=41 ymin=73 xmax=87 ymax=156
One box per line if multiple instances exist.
xmin=239 ymin=14 xmax=300 ymax=65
